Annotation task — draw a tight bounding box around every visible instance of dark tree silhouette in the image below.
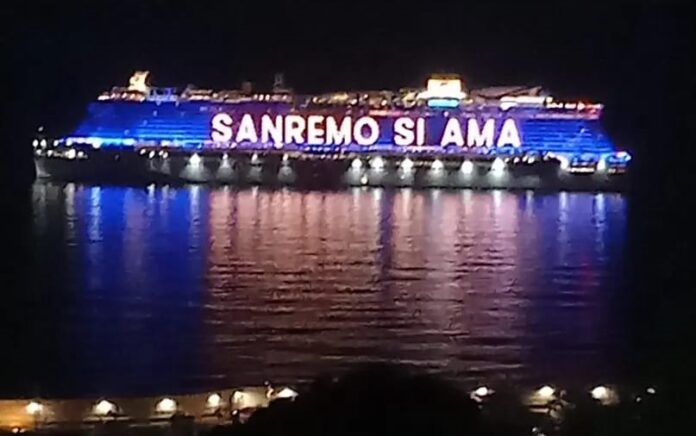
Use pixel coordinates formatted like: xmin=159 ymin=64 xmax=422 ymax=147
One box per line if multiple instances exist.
xmin=208 ymin=363 xmax=481 ymax=436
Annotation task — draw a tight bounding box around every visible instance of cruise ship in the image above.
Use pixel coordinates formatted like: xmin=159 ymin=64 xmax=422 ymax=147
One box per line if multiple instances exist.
xmin=34 ymin=71 xmax=630 ymax=189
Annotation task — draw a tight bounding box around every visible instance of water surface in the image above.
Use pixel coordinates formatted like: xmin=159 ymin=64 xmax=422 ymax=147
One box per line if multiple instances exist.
xmin=8 ymin=183 xmax=629 ymax=397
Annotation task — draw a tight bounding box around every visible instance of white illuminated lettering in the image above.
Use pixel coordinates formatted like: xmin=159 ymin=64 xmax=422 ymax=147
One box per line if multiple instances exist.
xmin=467 ymin=119 xmax=495 ymax=147
xmin=261 ymin=114 xmax=283 ymax=145
xmin=394 ymin=117 xmax=415 ymax=146
xmin=353 ymin=116 xmax=380 ymax=146
xmin=284 ymin=115 xmax=306 ymax=144
xmin=307 ymin=115 xmax=325 ymax=145
xmin=416 ymin=118 xmax=425 ymax=145
xmin=235 ymin=114 xmax=258 ymax=143
xmin=211 ymin=113 xmax=233 ymax=142
xmin=440 ymin=118 xmax=464 ymax=146
xmin=497 ymin=118 xmax=521 ymax=147
xmin=325 ymin=116 xmax=352 ymax=145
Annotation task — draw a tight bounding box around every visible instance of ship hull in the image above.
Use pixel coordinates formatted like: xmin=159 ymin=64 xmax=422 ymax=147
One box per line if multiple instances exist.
xmin=35 ymin=151 xmax=628 ymax=191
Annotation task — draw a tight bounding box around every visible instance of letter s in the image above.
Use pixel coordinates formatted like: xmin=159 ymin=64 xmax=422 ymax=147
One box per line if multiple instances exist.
xmin=211 ymin=113 xmax=233 ymax=142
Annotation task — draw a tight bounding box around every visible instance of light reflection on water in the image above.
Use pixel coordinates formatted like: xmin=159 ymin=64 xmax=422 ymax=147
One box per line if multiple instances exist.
xmin=25 ymin=183 xmax=627 ymax=397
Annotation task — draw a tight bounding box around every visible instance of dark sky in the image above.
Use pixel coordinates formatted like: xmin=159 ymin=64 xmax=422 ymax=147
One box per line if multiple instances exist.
xmin=3 ymin=1 xmax=690 ymax=138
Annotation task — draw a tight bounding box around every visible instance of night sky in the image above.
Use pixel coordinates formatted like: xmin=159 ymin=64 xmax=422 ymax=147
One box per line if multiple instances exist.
xmin=4 ymin=2 xmax=691 ymax=152
xmin=2 ymin=1 xmax=695 ymax=386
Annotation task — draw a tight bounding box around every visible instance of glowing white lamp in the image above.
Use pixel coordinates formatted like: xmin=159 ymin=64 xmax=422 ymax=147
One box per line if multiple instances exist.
xmin=370 ymin=156 xmax=385 ymax=171
xmin=461 ymin=160 xmax=474 ymax=175
xmin=596 ymin=157 xmax=607 ymax=172
xmin=155 ymin=398 xmax=177 ymax=414
xmin=591 ymin=386 xmax=609 ymax=401
xmin=25 ymin=401 xmax=43 ymax=415
xmin=232 ymin=391 xmax=244 ymax=404
xmin=558 ymin=156 xmax=570 ymax=171
xmin=490 ymin=158 xmax=506 ymax=175
xmin=536 ymin=385 xmax=555 ymax=400
xmin=206 ymin=393 xmax=222 ymax=409
xmin=400 ymin=157 xmax=414 ymax=172
xmin=189 ymin=153 xmax=202 ymax=166
xmin=93 ymin=400 xmax=117 ymax=416
xmin=473 ymin=386 xmax=490 ymax=397
xmin=275 ymin=387 xmax=298 ymax=399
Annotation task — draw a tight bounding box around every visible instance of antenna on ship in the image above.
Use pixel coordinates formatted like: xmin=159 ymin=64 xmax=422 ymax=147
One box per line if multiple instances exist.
xmin=241 ymin=81 xmax=253 ymax=95
xmin=272 ymin=72 xmax=292 ymax=94
xmin=273 ymin=73 xmax=285 ymax=92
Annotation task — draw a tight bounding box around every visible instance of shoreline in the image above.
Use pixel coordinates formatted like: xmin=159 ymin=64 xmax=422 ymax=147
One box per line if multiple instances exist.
xmin=0 ymin=382 xmax=657 ymax=432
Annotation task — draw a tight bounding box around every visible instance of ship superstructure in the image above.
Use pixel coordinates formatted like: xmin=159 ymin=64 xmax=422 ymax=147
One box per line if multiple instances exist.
xmin=34 ymin=71 xmax=630 ymax=188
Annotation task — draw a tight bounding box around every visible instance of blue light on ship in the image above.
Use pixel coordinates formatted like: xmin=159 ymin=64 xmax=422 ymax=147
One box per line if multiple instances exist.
xmin=426 ymin=98 xmax=460 ymax=108
xmin=55 ymin=71 xmax=627 ymax=169
xmin=67 ymin=101 xmax=618 ymax=160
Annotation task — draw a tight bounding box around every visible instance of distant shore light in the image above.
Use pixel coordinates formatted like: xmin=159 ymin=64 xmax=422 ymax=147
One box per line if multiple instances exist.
xmin=274 ymin=387 xmax=298 ymax=399
xmin=206 ymin=393 xmax=222 ymax=408
xmin=591 ymin=386 xmax=609 ymax=401
xmin=473 ymin=386 xmax=490 ymax=397
xmin=25 ymin=401 xmax=43 ymax=415
xmin=155 ymin=398 xmax=177 ymax=414
xmin=94 ymin=400 xmax=117 ymax=416
xmin=536 ymin=385 xmax=555 ymax=400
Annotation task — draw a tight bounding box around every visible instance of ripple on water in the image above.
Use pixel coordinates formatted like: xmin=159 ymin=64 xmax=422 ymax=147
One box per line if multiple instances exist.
xmin=16 ymin=184 xmax=628 ymax=397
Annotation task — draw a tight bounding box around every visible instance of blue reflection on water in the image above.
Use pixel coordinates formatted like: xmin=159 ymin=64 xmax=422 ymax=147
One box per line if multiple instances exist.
xmin=20 ymin=183 xmax=628 ymax=397
xmin=52 ymin=186 xmax=209 ymax=396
